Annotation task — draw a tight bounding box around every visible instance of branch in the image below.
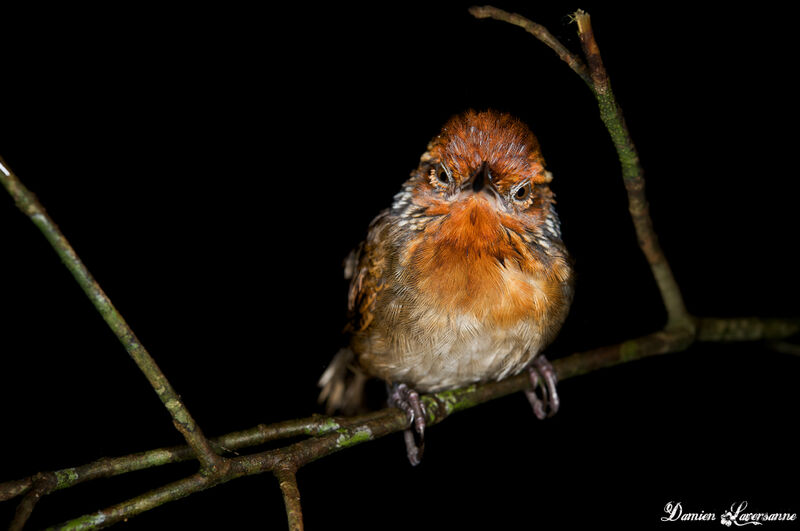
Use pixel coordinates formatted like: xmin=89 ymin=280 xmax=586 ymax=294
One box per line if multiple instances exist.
xmin=572 ymin=10 xmax=691 ymax=331
xmin=8 ymin=474 xmax=54 ymax=531
xmin=766 ymin=340 xmax=800 ymax=357
xmin=274 ymin=466 xmax=303 ymax=531
xmin=468 ymin=6 xmax=592 ymax=85
xmin=3 ymin=316 xmax=798 ymax=528
xmin=696 ymin=317 xmax=800 ymax=342
xmin=469 ymin=6 xmax=691 ymax=331
xmin=0 ymin=156 xmax=222 ymax=474
xmin=0 ymin=412 xmax=383 ymax=503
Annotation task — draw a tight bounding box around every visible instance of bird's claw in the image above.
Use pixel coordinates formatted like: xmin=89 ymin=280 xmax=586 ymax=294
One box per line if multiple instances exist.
xmin=525 ymin=355 xmax=560 ymax=420
xmin=388 ymin=383 xmax=426 ymax=466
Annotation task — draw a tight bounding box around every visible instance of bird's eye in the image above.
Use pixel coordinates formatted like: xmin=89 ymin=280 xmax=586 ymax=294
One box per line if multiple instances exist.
xmin=430 ymin=163 xmax=452 ymax=187
xmin=513 ymin=183 xmax=532 ymax=202
xmin=437 ymin=165 xmax=451 ymax=184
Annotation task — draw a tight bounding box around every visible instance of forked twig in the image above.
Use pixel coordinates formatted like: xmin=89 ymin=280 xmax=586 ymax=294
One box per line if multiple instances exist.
xmin=471 ymin=6 xmax=692 ymax=331
xmin=0 ymin=156 xmax=224 ymax=476
xmin=2 ymin=321 xmax=797 ymax=528
xmin=468 ymin=6 xmax=591 ymax=85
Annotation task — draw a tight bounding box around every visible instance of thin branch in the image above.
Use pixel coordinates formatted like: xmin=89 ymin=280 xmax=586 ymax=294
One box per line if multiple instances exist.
xmin=469 ymin=7 xmax=692 ymax=331
xmin=3 ymin=316 xmax=797 ymax=528
xmin=573 ymin=10 xmax=691 ymax=331
xmin=9 ymin=474 xmax=55 ymax=531
xmin=46 ymin=412 xmax=410 ymax=529
xmin=47 ymin=473 xmax=217 ymax=531
xmin=0 ymin=412 xmax=383 ymax=503
xmin=0 ymin=155 xmax=223 ymax=473
xmin=766 ymin=340 xmax=800 ymax=357
xmin=696 ymin=317 xmax=800 ymax=342
xmin=468 ymin=6 xmax=592 ymax=85
xmin=274 ymin=467 xmax=303 ymax=531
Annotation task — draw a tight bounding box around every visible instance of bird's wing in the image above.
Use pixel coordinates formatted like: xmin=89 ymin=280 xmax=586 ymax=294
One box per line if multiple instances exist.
xmin=345 ymin=209 xmax=391 ymax=334
xmin=318 ymin=210 xmax=392 ymax=414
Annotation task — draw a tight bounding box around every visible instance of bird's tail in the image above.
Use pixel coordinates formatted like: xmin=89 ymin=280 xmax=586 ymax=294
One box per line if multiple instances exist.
xmin=317 ymin=347 xmax=368 ymax=415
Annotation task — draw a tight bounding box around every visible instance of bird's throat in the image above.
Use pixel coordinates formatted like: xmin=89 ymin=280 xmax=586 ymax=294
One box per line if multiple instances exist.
xmin=409 ymin=198 xmax=537 ymax=322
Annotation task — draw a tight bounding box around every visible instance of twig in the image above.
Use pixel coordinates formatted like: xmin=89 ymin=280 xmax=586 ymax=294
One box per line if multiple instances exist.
xmin=0 ymin=155 xmax=223 ymax=473
xmin=46 ymin=472 xmax=218 ymax=531
xmin=0 ymin=412 xmax=384 ymax=503
xmin=573 ymin=10 xmax=691 ymax=331
xmin=3 ymin=316 xmax=797 ymax=529
xmin=696 ymin=317 xmax=800 ymax=342
xmin=274 ymin=467 xmax=303 ymax=531
xmin=469 ymin=7 xmax=692 ymax=331
xmin=766 ymin=340 xmax=800 ymax=357
xmin=468 ymin=6 xmax=592 ymax=85
xmin=9 ymin=474 xmax=55 ymax=531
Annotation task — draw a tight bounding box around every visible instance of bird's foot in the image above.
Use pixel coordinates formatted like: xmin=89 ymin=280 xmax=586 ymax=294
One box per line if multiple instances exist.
xmin=388 ymin=383 xmax=426 ymax=466
xmin=525 ymin=355 xmax=560 ymax=420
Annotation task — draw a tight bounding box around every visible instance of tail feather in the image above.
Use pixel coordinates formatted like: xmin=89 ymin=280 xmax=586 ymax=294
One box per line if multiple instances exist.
xmin=317 ymin=348 xmax=368 ymax=415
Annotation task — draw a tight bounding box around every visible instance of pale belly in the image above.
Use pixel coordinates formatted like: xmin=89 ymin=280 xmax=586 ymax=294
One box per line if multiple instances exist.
xmin=354 ymin=304 xmax=548 ymax=393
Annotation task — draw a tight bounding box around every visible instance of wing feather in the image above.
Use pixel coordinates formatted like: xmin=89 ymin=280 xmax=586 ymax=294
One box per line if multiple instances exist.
xmin=345 ymin=210 xmax=391 ymax=333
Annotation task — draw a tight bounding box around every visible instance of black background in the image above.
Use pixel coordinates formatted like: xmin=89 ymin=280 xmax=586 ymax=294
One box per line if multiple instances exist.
xmin=2 ymin=2 xmax=799 ymax=529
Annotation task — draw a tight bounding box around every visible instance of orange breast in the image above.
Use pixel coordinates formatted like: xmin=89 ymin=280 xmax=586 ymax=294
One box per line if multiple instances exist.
xmin=407 ymin=197 xmax=544 ymax=328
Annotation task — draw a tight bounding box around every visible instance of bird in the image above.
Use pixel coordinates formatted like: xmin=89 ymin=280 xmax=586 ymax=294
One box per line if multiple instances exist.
xmin=319 ymin=109 xmax=574 ymax=465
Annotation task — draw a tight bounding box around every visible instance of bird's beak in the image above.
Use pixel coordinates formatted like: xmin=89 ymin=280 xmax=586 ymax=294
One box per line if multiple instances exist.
xmin=465 ymin=162 xmax=498 ymax=198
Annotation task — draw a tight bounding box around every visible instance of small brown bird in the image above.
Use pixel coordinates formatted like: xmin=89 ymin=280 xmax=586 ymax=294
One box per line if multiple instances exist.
xmin=319 ymin=110 xmax=574 ymax=464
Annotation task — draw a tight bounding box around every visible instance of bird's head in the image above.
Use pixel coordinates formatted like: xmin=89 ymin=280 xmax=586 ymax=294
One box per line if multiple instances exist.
xmin=424 ymin=109 xmax=552 ymax=208
xmin=393 ymin=109 xmax=562 ymax=249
